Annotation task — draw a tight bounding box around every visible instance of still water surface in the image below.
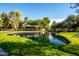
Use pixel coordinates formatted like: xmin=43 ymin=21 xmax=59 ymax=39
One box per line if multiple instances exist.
xmin=9 ymin=32 xmax=70 ymax=44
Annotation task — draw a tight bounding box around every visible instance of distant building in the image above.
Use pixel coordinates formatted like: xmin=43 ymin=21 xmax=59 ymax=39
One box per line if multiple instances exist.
xmin=25 ymin=25 xmax=41 ymax=31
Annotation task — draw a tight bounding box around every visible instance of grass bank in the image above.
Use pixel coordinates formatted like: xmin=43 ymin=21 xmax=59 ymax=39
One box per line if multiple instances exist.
xmin=59 ymin=32 xmax=79 ymax=44
xmin=54 ymin=32 xmax=79 ymax=56
xmin=0 ymin=31 xmax=75 ymax=56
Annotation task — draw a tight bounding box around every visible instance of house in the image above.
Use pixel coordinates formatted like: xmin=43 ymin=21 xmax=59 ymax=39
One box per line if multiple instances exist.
xmin=25 ymin=25 xmax=41 ymax=31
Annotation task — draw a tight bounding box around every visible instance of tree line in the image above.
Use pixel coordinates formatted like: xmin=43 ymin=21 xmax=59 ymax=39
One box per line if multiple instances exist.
xmin=51 ymin=3 xmax=79 ymax=32
xmin=51 ymin=15 xmax=79 ymax=32
xmin=0 ymin=11 xmax=50 ymax=31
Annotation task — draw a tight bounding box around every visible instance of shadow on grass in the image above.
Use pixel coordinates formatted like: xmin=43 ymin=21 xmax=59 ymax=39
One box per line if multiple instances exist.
xmin=0 ymin=42 xmax=46 ymax=56
xmin=51 ymin=44 xmax=79 ymax=56
xmin=0 ymin=33 xmax=78 ymax=56
xmin=0 ymin=42 xmax=75 ymax=56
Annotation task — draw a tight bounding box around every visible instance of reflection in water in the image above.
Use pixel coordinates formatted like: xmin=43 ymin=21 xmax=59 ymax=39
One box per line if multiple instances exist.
xmin=48 ymin=33 xmax=65 ymax=44
xmin=17 ymin=32 xmax=45 ymax=39
xmin=8 ymin=32 xmax=70 ymax=44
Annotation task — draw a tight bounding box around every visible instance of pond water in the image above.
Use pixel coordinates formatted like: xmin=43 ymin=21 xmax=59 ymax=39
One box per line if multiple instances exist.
xmin=8 ymin=32 xmax=70 ymax=44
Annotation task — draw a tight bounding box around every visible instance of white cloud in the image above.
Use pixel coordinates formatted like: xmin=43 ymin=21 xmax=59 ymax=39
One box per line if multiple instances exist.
xmin=49 ymin=18 xmax=66 ymax=26
xmin=53 ymin=18 xmax=66 ymax=22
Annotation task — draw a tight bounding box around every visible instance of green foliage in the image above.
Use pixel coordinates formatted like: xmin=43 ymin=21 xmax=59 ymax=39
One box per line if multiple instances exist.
xmin=51 ymin=15 xmax=79 ymax=32
xmin=0 ymin=18 xmax=3 ymax=27
xmin=0 ymin=10 xmax=51 ymax=31
xmin=24 ymin=17 xmax=50 ymax=30
xmin=70 ymin=3 xmax=79 ymax=15
xmin=51 ymin=4 xmax=79 ymax=32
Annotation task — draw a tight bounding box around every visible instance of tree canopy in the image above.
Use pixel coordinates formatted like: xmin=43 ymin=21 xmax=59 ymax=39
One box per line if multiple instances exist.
xmin=0 ymin=11 xmax=50 ymax=31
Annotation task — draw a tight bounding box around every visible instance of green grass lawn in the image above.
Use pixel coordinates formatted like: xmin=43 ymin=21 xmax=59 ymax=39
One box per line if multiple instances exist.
xmin=59 ymin=32 xmax=79 ymax=44
xmin=0 ymin=31 xmax=79 ymax=56
xmin=54 ymin=32 xmax=79 ymax=56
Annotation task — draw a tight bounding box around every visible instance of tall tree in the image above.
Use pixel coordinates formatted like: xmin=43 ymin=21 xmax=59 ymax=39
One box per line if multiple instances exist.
xmin=9 ymin=11 xmax=15 ymax=20
xmin=42 ymin=17 xmax=50 ymax=30
xmin=0 ymin=18 xmax=3 ymax=27
xmin=1 ymin=12 xmax=9 ymax=29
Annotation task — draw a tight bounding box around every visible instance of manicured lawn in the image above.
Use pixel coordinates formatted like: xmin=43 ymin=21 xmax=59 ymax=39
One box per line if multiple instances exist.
xmin=53 ymin=32 xmax=79 ymax=56
xmin=0 ymin=31 xmax=74 ymax=56
xmin=59 ymin=32 xmax=79 ymax=44
xmin=1 ymin=31 xmax=79 ymax=56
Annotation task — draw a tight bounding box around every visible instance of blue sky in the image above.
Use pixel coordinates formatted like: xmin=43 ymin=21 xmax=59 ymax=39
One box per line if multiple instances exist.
xmin=0 ymin=3 xmax=75 ymax=21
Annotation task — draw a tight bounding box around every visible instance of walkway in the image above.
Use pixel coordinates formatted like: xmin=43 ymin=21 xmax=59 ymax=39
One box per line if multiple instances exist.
xmin=0 ymin=48 xmax=8 ymax=56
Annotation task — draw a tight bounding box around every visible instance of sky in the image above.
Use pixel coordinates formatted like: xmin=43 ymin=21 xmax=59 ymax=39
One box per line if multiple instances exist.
xmin=0 ymin=3 xmax=75 ymax=22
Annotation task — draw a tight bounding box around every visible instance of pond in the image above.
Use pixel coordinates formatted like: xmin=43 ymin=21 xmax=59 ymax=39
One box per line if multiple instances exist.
xmin=8 ymin=32 xmax=70 ymax=44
